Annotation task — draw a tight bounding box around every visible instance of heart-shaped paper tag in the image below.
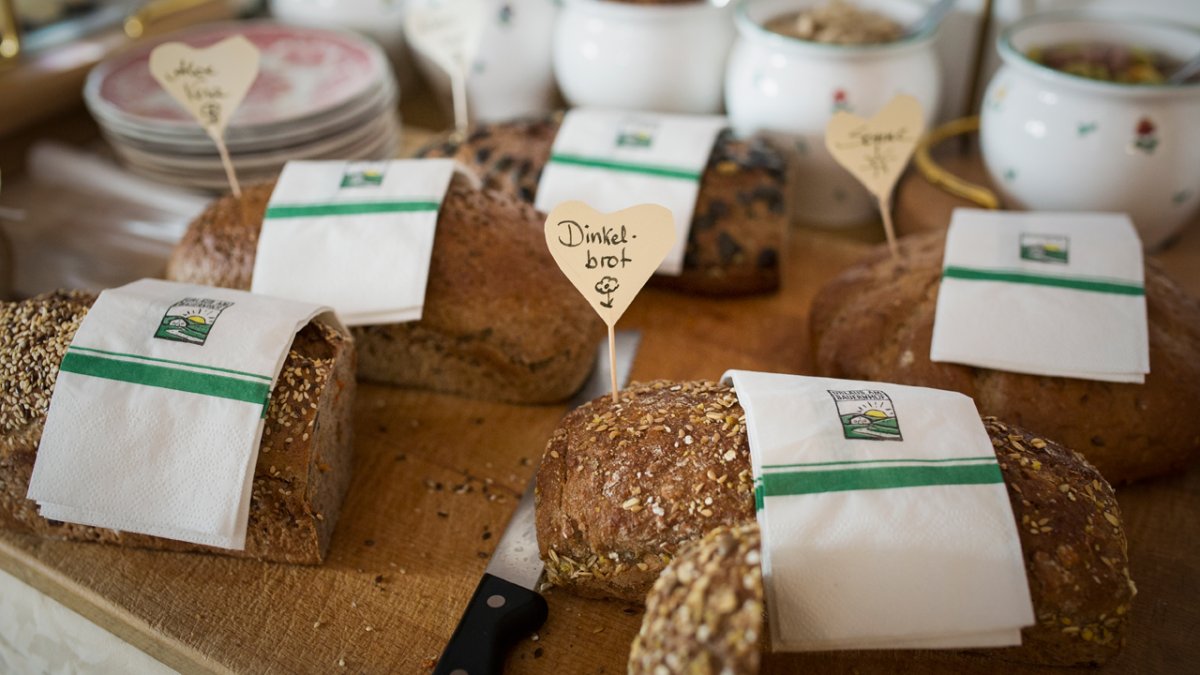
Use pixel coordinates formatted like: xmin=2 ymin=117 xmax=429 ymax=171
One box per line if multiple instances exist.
xmin=544 ymin=201 xmax=676 ymax=327
xmin=405 ymin=1 xmax=486 ymax=80
xmin=148 ymin=36 xmax=260 ymax=139
xmin=405 ymin=1 xmax=485 ymax=132
xmin=825 ymin=94 xmax=925 ymax=199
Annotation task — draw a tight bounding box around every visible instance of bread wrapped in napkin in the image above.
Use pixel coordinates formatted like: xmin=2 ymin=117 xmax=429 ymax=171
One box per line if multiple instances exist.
xmin=417 ymin=116 xmax=788 ymax=296
xmin=0 ymin=290 xmax=355 ymax=564
xmin=809 ymin=232 xmax=1200 ymax=483
xmin=536 ymin=381 xmax=1136 ymax=666
xmin=167 ymin=174 xmax=601 ymax=404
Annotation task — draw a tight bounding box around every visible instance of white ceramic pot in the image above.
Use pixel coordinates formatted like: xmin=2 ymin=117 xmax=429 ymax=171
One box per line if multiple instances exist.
xmin=409 ymin=0 xmax=559 ymax=123
xmin=553 ymin=0 xmax=735 ymax=115
xmin=725 ymin=0 xmax=941 ymax=227
xmin=980 ymin=11 xmax=1200 ymax=250
xmin=269 ymin=0 xmax=415 ymax=90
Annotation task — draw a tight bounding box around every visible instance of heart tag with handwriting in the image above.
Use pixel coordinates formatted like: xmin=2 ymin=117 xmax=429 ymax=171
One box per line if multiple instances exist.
xmin=149 ymin=36 xmax=260 ymax=196
xmin=149 ymin=36 xmax=259 ymax=138
xmin=545 ymin=201 xmax=676 ymax=327
xmin=405 ymin=0 xmax=486 ymax=134
xmin=825 ymin=94 xmax=925 ymax=258
xmin=545 ymin=201 xmax=676 ymax=401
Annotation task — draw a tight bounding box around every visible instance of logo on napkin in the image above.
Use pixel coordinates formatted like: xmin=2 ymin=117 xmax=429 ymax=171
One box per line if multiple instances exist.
xmin=1019 ymin=233 xmax=1070 ymax=264
xmin=340 ymin=162 xmax=387 ymax=188
xmin=154 ymin=297 xmax=234 ymax=346
xmin=828 ymin=390 xmax=903 ymax=441
xmin=615 ymin=118 xmax=657 ymax=148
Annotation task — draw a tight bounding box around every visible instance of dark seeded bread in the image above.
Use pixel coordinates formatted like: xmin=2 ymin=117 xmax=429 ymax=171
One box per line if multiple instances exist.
xmin=809 ymin=232 xmax=1200 ymax=484
xmin=537 ymin=381 xmax=754 ymax=600
xmin=417 ymin=116 xmax=788 ymax=296
xmin=0 ymin=290 xmax=356 ymax=564
xmin=538 ymin=381 xmax=1135 ymax=666
xmin=166 ymin=175 xmax=602 ymax=404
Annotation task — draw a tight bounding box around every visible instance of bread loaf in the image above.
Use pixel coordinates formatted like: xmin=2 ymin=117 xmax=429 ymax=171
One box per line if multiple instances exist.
xmin=538 ymin=381 xmax=1135 ymax=666
xmin=0 ymin=290 xmax=356 ymax=564
xmin=809 ymin=232 xmax=1200 ymax=484
xmin=166 ymin=175 xmax=602 ymax=404
xmin=417 ymin=117 xmax=788 ymax=296
xmin=629 ymin=523 xmax=763 ymax=675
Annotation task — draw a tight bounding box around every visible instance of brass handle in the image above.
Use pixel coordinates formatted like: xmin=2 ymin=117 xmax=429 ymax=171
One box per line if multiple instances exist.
xmin=914 ymin=116 xmax=1001 ymax=210
xmin=125 ymin=0 xmax=218 ymax=39
xmin=0 ymin=0 xmax=20 ymax=63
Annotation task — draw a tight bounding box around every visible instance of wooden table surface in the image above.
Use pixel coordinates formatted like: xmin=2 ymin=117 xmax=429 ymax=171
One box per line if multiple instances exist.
xmin=1 ymin=150 xmax=1198 ymax=674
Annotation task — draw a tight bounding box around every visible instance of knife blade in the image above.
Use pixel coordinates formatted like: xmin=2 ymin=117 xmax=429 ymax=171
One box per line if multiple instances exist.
xmin=433 ymin=331 xmax=640 ymax=675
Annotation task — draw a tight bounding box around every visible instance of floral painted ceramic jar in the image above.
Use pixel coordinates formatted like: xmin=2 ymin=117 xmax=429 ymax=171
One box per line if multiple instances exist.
xmin=981 ymin=11 xmax=1200 ymax=250
xmin=725 ymin=0 xmax=941 ymax=227
xmin=553 ymin=0 xmax=736 ymax=114
xmin=409 ymin=0 xmax=560 ymax=123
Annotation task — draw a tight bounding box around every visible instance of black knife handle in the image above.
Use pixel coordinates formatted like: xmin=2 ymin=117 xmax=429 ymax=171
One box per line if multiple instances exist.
xmin=433 ymin=573 xmax=549 ymax=675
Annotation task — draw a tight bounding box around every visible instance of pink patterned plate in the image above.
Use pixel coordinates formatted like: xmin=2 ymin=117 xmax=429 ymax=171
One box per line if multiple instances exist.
xmin=85 ymin=21 xmax=389 ymax=132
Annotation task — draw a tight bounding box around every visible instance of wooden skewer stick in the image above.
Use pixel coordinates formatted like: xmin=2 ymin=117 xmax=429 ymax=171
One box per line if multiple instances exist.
xmin=213 ymin=135 xmax=241 ymax=198
xmin=608 ymin=323 xmax=618 ymax=404
xmin=880 ymin=196 xmax=899 ymax=260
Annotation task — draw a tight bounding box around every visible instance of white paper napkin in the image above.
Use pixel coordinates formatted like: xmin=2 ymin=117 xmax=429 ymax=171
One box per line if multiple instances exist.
xmin=26 ymin=279 xmax=337 ymax=550
xmin=250 ymin=159 xmax=457 ymax=326
xmin=534 ymin=108 xmax=727 ymax=276
xmin=930 ymin=209 xmax=1149 ymax=383
xmin=722 ymin=370 xmax=1034 ymax=651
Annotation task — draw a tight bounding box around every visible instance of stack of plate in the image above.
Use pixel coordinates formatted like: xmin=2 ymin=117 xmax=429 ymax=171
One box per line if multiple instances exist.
xmin=85 ymin=21 xmax=400 ymax=192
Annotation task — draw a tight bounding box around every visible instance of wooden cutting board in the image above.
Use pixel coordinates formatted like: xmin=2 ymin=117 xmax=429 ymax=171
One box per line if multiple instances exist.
xmin=1 ymin=210 xmax=1198 ymax=674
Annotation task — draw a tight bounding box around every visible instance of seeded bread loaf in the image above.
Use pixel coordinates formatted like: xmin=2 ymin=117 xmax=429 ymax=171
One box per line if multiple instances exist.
xmin=0 ymin=290 xmax=356 ymax=564
xmin=629 ymin=523 xmax=764 ymax=675
xmin=166 ymin=175 xmax=602 ymax=404
xmin=417 ymin=117 xmax=788 ymax=296
xmin=538 ymin=381 xmax=1135 ymax=666
xmin=809 ymin=232 xmax=1200 ymax=484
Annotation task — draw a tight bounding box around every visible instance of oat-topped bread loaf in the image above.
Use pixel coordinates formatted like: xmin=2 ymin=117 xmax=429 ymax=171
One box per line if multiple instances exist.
xmin=538 ymin=381 xmax=1135 ymax=666
xmin=167 ymin=175 xmax=601 ymax=404
xmin=0 ymin=291 xmax=355 ymax=564
xmin=629 ymin=523 xmax=764 ymax=675
xmin=809 ymin=232 xmax=1200 ymax=484
xmin=417 ymin=116 xmax=788 ymax=296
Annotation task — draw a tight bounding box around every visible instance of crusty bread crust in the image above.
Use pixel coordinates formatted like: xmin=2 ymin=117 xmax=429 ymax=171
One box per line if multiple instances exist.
xmin=417 ymin=116 xmax=788 ymax=296
xmin=630 ymin=523 xmax=764 ymax=675
xmin=0 ymin=291 xmax=356 ymax=564
xmin=540 ymin=381 xmax=1135 ymax=666
xmin=166 ymin=176 xmax=602 ymax=404
xmin=537 ymin=381 xmax=755 ymax=600
xmin=809 ymin=232 xmax=1200 ymax=484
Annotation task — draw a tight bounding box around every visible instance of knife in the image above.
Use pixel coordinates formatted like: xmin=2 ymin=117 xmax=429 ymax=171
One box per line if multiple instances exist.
xmin=433 ymin=331 xmax=641 ymax=675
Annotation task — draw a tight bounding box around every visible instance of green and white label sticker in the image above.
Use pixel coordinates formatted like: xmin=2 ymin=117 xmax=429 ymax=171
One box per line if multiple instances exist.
xmin=724 ymin=370 xmax=1033 ymax=652
xmin=1019 ymin=233 xmax=1069 ymax=264
xmin=27 ymin=279 xmax=338 ymax=551
xmin=534 ymin=108 xmax=728 ymax=276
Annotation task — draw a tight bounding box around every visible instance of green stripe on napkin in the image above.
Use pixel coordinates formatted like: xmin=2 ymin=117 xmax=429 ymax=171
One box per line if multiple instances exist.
xmin=942 ymin=266 xmax=1144 ymax=296
xmin=764 ymin=455 xmax=997 ymax=471
xmin=264 ymin=201 xmax=441 ymax=219
xmin=59 ymin=352 xmax=270 ymax=406
xmin=68 ymin=346 xmax=272 ymax=381
xmin=762 ymin=462 xmax=1003 ymax=498
xmin=547 ymin=153 xmax=702 ymax=181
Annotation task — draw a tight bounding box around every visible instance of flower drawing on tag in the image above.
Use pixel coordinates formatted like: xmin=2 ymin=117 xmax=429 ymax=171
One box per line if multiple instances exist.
xmin=595 ymin=276 xmax=620 ymax=308
xmin=828 ymin=390 xmax=902 ymax=441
